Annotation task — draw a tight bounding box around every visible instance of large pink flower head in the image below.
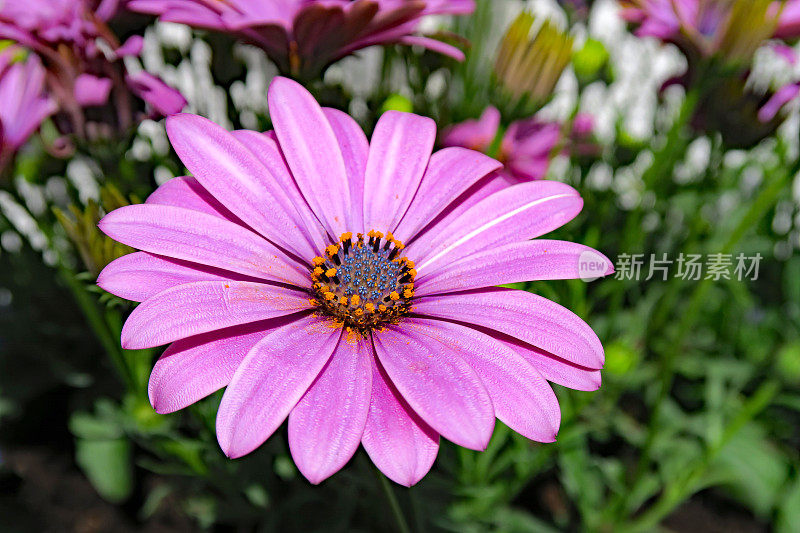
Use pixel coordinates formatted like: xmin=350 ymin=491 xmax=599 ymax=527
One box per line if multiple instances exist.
xmin=442 ymin=106 xmax=595 ymax=183
xmin=0 ymin=0 xmax=185 ymax=141
xmin=0 ymin=49 xmax=56 ymax=171
xmin=127 ymin=0 xmax=474 ymax=79
xmin=98 ymin=77 xmax=612 ymax=486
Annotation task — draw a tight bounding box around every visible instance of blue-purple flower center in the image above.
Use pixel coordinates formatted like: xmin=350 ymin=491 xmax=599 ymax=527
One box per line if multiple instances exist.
xmin=310 ymin=231 xmax=417 ymax=332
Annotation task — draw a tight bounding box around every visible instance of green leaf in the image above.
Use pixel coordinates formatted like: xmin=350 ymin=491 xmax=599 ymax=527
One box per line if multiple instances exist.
xmin=777 ymin=474 xmax=800 ymax=533
xmin=711 ymin=422 xmax=788 ymax=516
xmin=75 ymin=436 xmax=134 ymax=504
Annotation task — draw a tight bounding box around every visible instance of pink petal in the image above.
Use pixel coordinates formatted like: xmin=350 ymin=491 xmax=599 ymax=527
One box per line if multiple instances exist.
xmin=393 ymin=147 xmax=502 ymax=242
xmin=231 ymin=129 xmax=327 ymax=253
xmin=758 ymin=83 xmax=800 ymax=123
xmin=363 ymin=111 xmax=436 ymax=232
xmin=116 ymin=35 xmax=144 ymax=57
xmin=499 ymin=336 xmax=602 ymax=391
xmin=323 ymin=107 xmax=368 ymax=233
xmin=372 ymin=325 xmax=495 ymax=450
xmin=268 ymin=77 xmax=352 ymax=238
xmin=397 ymin=35 xmax=465 ymax=61
xmin=412 ymin=288 xmax=604 ymax=370
xmin=407 ymin=172 xmax=513 ymax=245
xmin=149 ymin=317 xmax=295 ymax=414
xmin=415 ymin=240 xmax=614 ymax=296
xmin=98 ymin=251 xmax=258 ymax=302
xmin=146 ymin=176 xmax=243 ymax=223
xmin=288 ymin=337 xmax=372 ymax=484
xmin=440 ymin=106 xmax=501 ymax=151
xmin=406 ymin=318 xmax=561 ymax=442
xmin=216 ymin=315 xmax=342 ymax=459
xmin=98 ymin=204 xmax=308 ymax=286
xmin=166 ymin=114 xmax=318 ymax=260
xmin=120 ymin=281 xmax=312 ymax=349
xmin=407 ymin=181 xmax=583 ymax=272
xmin=126 ymin=71 xmax=187 ymax=116
xmin=362 ymin=353 xmax=439 ymax=487
xmin=74 ymin=74 xmax=113 ymax=106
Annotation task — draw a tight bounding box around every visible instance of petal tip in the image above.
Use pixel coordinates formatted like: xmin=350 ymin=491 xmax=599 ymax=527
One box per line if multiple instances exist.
xmin=151 ymin=399 xmax=172 ymax=416
xmin=267 ymin=76 xmax=304 ymax=102
xmin=299 ymin=468 xmax=329 ymax=485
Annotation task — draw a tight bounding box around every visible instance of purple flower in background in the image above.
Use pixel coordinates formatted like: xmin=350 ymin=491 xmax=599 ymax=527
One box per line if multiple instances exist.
xmin=0 ymin=50 xmax=56 ymax=171
xmin=620 ymin=0 xmax=794 ymax=61
xmin=98 ymin=77 xmax=611 ymax=485
xmin=622 ymin=0 xmax=800 ymax=127
xmin=442 ymin=106 xmax=595 ymax=183
xmin=128 ymin=0 xmax=474 ymax=79
xmin=0 ymin=0 xmax=185 ymax=142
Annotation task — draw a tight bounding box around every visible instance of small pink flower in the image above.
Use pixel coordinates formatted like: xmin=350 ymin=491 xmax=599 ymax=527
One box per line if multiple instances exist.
xmin=0 ymin=0 xmax=186 ymax=139
xmin=442 ymin=107 xmax=594 ymax=183
xmin=98 ymin=77 xmax=611 ymax=486
xmin=128 ymin=0 xmax=474 ymax=79
xmin=0 ymin=51 xmax=56 ymax=169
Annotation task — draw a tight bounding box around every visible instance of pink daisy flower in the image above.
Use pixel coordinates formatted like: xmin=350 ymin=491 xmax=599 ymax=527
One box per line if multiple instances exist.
xmin=98 ymin=76 xmax=611 ymax=486
xmin=127 ymin=0 xmax=474 ymax=79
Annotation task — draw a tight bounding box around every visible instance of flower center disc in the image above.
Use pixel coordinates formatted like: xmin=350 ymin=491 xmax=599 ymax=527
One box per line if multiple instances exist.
xmin=310 ymin=231 xmax=417 ymax=332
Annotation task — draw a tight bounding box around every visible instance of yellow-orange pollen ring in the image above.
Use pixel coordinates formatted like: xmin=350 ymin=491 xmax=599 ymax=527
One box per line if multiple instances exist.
xmin=309 ymin=231 xmax=416 ymax=333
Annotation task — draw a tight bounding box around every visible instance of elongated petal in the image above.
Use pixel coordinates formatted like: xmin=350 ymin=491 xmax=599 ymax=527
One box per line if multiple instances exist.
xmin=393 ymin=147 xmax=502 ymax=242
xmin=406 ymin=318 xmax=560 ymax=441
xmin=216 ymin=315 xmax=342 ymax=459
xmin=98 ymin=252 xmax=257 ymax=302
xmin=99 ymin=204 xmax=307 ymax=286
xmin=412 ymin=288 xmax=604 ymax=369
xmin=121 ymin=281 xmax=312 ymax=349
xmin=268 ymin=77 xmax=351 ymax=237
xmin=416 ymin=240 xmax=614 ymax=296
xmin=408 ymin=181 xmax=583 ymax=272
xmin=149 ymin=317 xmax=296 ymax=413
xmin=498 ymin=336 xmax=602 ymax=391
xmin=323 ymin=107 xmax=368 ymax=233
xmin=231 ymin=129 xmax=327 ymax=252
xmin=372 ymin=325 xmax=494 ymax=450
xmin=288 ymin=337 xmax=372 ymax=484
xmin=362 ymin=354 xmax=439 ymax=487
xmin=405 ymin=172 xmax=513 ymax=246
xmin=126 ymin=71 xmax=187 ymax=116
xmin=146 ymin=176 xmax=242 ymax=223
xmin=396 ymin=35 xmax=465 ymax=61
xmin=166 ymin=114 xmax=317 ymax=260
xmin=363 ymin=111 xmax=435 ymax=232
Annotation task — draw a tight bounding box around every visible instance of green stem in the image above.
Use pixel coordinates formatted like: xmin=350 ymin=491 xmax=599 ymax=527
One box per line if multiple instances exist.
xmin=375 ymin=467 xmax=411 ymax=533
xmin=58 ymin=267 xmax=134 ymax=390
